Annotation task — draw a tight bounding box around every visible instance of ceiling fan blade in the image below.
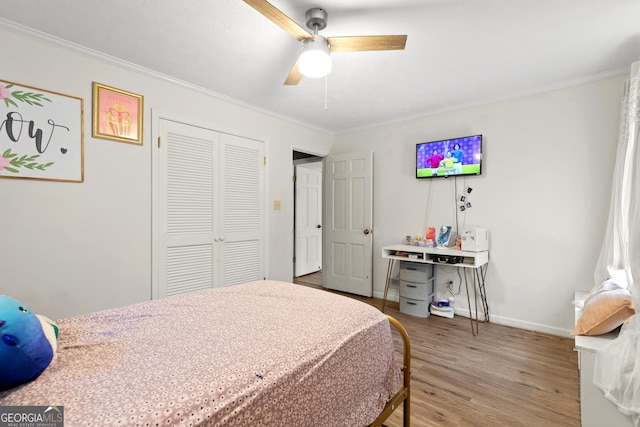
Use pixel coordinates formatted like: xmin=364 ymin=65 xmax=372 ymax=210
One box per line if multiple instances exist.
xmin=327 ymin=35 xmax=407 ymax=53
xmin=243 ymin=0 xmax=313 ymax=41
xmin=284 ymin=58 xmax=303 ymax=85
xmin=284 ymin=60 xmax=303 ymax=86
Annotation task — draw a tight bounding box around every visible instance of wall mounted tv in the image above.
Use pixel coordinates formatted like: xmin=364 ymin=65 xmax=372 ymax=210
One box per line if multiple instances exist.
xmin=416 ymin=134 xmax=482 ymax=179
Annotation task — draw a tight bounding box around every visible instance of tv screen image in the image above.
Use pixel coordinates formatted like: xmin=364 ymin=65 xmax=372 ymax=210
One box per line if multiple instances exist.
xmin=416 ymin=134 xmax=482 ymax=178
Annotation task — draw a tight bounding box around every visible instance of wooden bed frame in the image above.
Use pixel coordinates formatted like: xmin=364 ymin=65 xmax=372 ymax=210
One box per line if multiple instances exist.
xmin=370 ymin=315 xmax=411 ymax=427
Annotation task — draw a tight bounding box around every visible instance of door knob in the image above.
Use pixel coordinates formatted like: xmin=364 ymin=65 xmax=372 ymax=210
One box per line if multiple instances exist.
xmin=316 ymin=225 xmax=322 ymax=229
xmin=363 ymin=229 xmax=371 ymax=235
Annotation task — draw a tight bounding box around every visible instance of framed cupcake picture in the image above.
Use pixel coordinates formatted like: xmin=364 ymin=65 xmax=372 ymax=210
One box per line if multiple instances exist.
xmin=92 ymin=82 xmax=143 ymax=145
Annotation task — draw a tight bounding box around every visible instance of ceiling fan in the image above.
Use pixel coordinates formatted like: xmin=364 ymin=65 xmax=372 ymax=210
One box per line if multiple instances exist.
xmin=243 ymin=0 xmax=408 ymax=85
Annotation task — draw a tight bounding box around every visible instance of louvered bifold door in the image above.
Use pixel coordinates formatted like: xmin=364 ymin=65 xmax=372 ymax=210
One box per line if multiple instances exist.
xmin=219 ymin=133 xmax=265 ymax=286
xmin=158 ymin=120 xmax=220 ymax=298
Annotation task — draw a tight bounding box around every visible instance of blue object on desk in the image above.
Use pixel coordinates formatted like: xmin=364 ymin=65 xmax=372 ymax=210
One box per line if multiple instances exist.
xmin=436 ymin=226 xmax=453 ymax=246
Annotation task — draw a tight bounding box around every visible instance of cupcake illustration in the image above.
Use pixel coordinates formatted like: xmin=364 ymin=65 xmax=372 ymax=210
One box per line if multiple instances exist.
xmin=106 ymin=103 xmax=132 ymax=137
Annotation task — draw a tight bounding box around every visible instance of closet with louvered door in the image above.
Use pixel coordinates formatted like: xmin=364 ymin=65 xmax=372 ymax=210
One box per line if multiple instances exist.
xmin=156 ymin=119 xmax=265 ymax=298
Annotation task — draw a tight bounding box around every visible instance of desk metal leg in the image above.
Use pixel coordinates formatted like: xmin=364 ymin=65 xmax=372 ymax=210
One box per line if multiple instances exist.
xmin=476 ymin=265 xmax=489 ymax=322
xmin=463 ymin=264 xmax=489 ymax=335
xmin=463 ymin=268 xmax=479 ymax=335
xmin=381 ymin=259 xmax=395 ymax=313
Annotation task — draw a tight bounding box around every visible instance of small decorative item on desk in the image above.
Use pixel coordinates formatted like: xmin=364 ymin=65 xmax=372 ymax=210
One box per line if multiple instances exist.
xmin=454 ymin=235 xmax=462 ymax=250
xmin=404 ymin=235 xmax=412 ymax=245
xmin=424 ymin=239 xmax=436 ymax=248
xmin=425 ymin=227 xmax=436 ymax=241
xmin=436 ymin=225 xmax=454 ymax=247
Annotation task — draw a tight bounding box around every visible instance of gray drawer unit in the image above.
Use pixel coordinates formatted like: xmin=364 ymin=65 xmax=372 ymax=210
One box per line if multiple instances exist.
xmin=400 ymin=297 xmax=430 ymax=317
xmin=399 ymin=262 xmax=433 ymax=282
xmin=399 ymin=261 xmax=435 ymax=318
xmin=400 ymin=280 xmax=430 ymax=300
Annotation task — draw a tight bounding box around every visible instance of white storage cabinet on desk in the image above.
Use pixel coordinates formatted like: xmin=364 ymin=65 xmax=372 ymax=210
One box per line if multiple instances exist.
xmin=399 ymin=261 xmax=435 ymax=317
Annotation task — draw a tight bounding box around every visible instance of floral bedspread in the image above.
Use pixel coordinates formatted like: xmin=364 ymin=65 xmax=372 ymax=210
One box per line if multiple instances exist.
xmin=0 ymin=280 xmax=400 ymax=426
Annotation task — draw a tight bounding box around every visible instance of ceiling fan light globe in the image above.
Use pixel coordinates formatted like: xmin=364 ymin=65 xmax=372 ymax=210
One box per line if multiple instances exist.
xmin=299 ymin=51 xmax=332 ymax=78
xmin=299 ymin=36 xmax=332 ymax=78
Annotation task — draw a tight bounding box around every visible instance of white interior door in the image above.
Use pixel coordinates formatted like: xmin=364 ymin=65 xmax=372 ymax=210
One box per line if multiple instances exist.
xmin=295 ymin=164 xmax=322 ymax=276
xmin=323 ymin=151 xmax=373 ymax=297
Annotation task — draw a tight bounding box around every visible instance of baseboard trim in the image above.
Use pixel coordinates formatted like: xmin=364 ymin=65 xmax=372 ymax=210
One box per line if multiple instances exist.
xmin=373 ymin=289 xmax=572 ymax=338
xmin=452 ymin=308 xmax=572 ymax=338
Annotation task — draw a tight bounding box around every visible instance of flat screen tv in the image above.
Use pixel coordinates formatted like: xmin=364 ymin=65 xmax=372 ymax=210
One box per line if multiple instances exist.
xmin=416 ymin=134 xmax=482 ymax=178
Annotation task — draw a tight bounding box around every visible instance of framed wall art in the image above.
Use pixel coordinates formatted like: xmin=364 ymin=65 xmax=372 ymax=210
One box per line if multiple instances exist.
xmin=92 ymin=82 xmax=143 ymax=145
xmin=0 ymin=79 xmax=84 ymax=182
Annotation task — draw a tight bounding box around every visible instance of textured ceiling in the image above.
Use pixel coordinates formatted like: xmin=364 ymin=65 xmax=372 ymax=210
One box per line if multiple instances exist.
xmin=1 ymin=0 xmax=639 ymax=134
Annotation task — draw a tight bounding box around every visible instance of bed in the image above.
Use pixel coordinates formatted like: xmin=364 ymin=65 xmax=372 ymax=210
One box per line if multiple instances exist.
xmin=0 ymin=280 xmax=410 ymax=426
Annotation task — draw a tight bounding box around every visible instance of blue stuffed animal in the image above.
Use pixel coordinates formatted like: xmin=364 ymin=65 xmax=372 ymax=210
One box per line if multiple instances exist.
xmin=0 ymin=295 xmax=59 ymax=390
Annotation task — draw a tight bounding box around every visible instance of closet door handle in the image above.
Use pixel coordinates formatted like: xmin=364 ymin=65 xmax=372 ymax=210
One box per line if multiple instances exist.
xmin=219 ymin=237 xmax=225 ymax=242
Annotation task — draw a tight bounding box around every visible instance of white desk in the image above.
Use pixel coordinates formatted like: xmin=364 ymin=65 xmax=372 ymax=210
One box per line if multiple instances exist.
xmin=381 ymin=244 xmax=489 ymax=335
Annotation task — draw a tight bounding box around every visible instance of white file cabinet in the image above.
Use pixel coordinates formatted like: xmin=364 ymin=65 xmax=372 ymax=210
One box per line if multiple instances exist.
xmin=574 ymin=291 xmax=633 ymax=426
xmin=399 ymin=261 xmax=435 ymax=317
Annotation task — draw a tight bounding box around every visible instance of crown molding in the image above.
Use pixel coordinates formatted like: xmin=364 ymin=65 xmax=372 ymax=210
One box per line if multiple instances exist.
xmin=337 ymin=65 xmax=631 ymax=134
xmin=0 ymin=18 xmax=334 ymax=136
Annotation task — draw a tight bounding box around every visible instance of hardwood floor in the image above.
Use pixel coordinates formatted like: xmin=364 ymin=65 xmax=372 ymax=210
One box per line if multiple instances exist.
xmin=293 ymin=272 xmax=580 ymax=427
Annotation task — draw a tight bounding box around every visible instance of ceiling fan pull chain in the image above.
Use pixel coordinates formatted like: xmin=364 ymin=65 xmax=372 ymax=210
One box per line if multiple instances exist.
xmin=324 ymin=75 xmax=328 ymax=110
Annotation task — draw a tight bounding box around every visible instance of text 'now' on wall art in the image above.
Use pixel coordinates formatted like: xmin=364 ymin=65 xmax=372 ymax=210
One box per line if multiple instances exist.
xmin=0 ymin=79 xmax=84 ymax=183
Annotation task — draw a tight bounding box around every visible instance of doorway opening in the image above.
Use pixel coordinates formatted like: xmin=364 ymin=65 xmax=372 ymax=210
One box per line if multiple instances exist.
xmin=293 ymin=150 xmax=324 ymax=286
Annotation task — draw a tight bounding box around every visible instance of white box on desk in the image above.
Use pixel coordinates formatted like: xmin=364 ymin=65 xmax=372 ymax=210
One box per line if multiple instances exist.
xmin=461 ymin=227 xmax=488 ymax=252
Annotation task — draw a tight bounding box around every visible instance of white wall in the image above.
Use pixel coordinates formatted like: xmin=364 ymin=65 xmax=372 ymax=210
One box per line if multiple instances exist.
xmin=0 ymin=27 xmax=332 ymax=319
xmin=0 ymin=24 xmax=625 ymax=336
xmin=332 ymin=77 xmax=624 ymax=336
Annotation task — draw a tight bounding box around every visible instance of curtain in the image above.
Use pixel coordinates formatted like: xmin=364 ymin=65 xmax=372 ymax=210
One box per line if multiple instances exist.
xmin=593 ymin=59 xmax=640 ymax=424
